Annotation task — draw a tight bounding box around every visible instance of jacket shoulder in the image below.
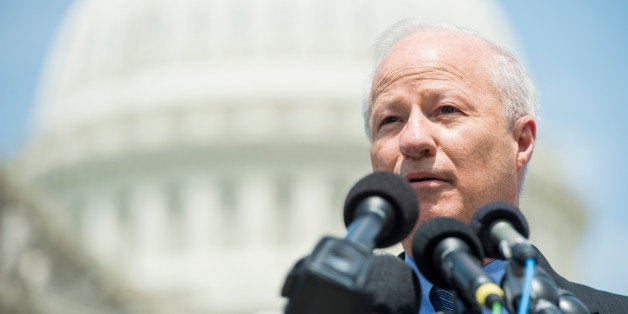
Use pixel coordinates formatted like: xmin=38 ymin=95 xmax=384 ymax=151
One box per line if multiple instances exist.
xmin=536 ymin=249 xmax=628 ymax=313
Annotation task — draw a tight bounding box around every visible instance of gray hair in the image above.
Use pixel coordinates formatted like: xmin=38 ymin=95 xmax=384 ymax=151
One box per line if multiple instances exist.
xmin=362 ymin=19 xmax=538 ymax=137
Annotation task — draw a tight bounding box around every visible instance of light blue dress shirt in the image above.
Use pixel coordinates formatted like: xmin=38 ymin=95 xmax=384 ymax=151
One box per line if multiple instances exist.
xmin=404 ymin=255 xmax=509 ymax=314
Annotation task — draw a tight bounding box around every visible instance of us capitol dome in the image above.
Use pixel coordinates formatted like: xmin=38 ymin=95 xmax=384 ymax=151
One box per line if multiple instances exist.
xmin=8 ymin=0 xmax=586 ymax=313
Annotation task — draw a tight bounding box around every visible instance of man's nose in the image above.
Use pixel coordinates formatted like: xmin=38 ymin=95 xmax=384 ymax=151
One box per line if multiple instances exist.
xmin=399 ymin=110 xmax=436 ymax=159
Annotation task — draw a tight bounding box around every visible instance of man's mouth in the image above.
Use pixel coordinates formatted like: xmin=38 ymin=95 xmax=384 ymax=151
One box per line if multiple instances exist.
xmin=404 ymin=172 xmax=448 ymax=188
xmin=409 ymin=177 xmax=438 ymax=182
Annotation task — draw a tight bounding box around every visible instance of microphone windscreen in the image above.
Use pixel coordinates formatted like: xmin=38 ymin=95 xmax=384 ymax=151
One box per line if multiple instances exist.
xmin=470 ymin=202 xmax=529 ymax=258
xmin=343 ymin=172 xmax=419 ymax=248
xmin=411 ymin=217 xmax=483 ymax=288
xmin=365 ymin=254 xmax=420 ymax=314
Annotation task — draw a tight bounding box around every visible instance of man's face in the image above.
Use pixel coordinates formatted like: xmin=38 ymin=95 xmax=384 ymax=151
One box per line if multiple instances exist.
xmin=368 ymin=31 xmax=534 ymax=249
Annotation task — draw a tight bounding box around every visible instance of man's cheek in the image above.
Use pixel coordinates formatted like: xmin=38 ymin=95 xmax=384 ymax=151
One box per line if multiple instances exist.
xmin=370 ymin=156 xmax=385 ymax=171
xmin=371 ymin=144 xmax=395 ymax=171
xmin=369 ymin=144 xmax=382 ymax=166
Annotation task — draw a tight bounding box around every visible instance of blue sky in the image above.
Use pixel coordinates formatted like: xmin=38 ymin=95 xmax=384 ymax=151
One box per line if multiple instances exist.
xmin=0 ymin=0 xmax=74 ymax=156
xmin=1 ymin=0 xmax=626 ymax=294
xmin=501 ymin=1 xmax=628 ymax=295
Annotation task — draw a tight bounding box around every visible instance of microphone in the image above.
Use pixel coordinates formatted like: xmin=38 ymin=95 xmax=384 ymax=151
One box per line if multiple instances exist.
xmin=281 ymin=253 xmax=421 ymax=314
xmin=474 ymin=203 xmax=588 ymax=314
xmin=282 ymin=172 xmax=419 ymax=313
xmin=470 ymin=202 xmax=535 ymax=263
xmin=365 ymin=254 xmax=421 ymax=313
xmin=557 ymin=288 xmax=589 ymax=314
xmin=412 ymin=217 xmax=504 ymax=310
xmin=502 ymin=263 xmax=561 ymax=314
xmin=343 ymin=171 xmax=419 ymax=249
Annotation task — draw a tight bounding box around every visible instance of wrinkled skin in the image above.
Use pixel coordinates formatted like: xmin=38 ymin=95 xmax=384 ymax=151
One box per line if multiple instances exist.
xmin=367 ymin=30 xmax=536 ymax=254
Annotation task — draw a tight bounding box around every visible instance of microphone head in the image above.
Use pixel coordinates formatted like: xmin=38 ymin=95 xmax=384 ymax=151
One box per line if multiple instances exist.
xmin=470 ymin=202 xmax=529 ymax=258
xmin=365 ymin=254 xmax=421 ymax=314
xmin=344 ymin=172 xmax=419 ymax=248
xmin=411 ymin=217 xmax=484 ymax=288
xmin=557 ymin=288 xmax=589 ymax=314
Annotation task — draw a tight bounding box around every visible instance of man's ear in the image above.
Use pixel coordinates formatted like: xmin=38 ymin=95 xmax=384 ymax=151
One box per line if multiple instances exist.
xmin=513 ymin=115 xmax=536 ymax=170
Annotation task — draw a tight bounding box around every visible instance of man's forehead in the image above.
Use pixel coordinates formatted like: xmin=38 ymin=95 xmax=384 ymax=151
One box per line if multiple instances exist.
xmin=375 ymin=30 xmax=490 ymax=81
xmin=370 ymin=30 xmax=494 ymax=106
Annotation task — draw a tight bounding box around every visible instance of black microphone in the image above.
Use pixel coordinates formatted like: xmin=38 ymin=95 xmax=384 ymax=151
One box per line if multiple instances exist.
xmin=281 ymin=253 xmax=421 ymax=314
xmin=282 ymin=172 xmax=419 ymax=313
xmin=470 ymin=202 xmax=535 ymax=263
xmin=343 ymin=171 xmax=419 ymax=249
xmin=502 ymin=263 xmax=561 ymax=314
xmin=365 ymin=254 xmax=421 ymax=313
xmin=557 ymin=288 xmax=589 ymax=314
xmin=412 ymin=217 xmax=504 ymax=310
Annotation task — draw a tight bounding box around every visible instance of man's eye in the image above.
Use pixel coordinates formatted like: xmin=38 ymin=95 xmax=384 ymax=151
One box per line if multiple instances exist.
xmin=380 ymin=116 xmax=400 ymax=126
xmin=439 ymin=106 xmax=459 ymax=114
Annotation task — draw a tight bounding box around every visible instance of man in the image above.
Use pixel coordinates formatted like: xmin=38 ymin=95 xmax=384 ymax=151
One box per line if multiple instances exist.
xmin=364 ymin=19 xmax=628 ymax=313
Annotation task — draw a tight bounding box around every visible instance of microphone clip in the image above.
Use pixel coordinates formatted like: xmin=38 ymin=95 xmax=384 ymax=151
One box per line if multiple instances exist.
xmin=281 ymin=237 xmax=374 ymax=314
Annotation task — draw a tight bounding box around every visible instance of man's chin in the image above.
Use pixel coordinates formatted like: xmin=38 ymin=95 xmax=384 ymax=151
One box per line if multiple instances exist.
xmin=400 ymin=205 xmax=467 ymax=256
xmin=417 ymin=199 xmax=468 ymax=222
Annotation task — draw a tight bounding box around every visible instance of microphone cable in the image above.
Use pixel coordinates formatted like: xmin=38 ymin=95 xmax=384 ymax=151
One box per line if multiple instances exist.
xmin=518 ymin=257 xmax=536 ymax=314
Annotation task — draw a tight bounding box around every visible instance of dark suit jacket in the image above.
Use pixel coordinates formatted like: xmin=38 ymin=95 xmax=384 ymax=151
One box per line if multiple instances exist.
xmin=534 ymin=250 xmax=628 ymax=313
xmin=400 ymin=251 xmax=628 ymax=313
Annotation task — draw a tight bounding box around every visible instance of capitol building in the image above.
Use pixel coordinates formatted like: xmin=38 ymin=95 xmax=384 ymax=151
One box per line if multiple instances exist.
xmin=2 ymin=0 xmax=586 ymax=313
